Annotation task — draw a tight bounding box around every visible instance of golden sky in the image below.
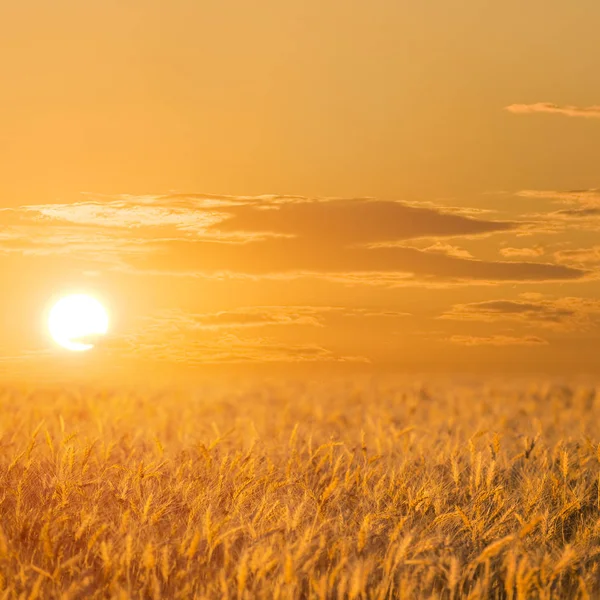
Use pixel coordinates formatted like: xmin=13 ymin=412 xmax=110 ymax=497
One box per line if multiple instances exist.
xmin=1 ymin=0 xmax=600 ymax=381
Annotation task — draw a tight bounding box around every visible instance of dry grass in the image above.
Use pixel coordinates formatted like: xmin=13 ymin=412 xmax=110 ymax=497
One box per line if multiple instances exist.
xmin=0 ymin=378 xmax=599 ymax=599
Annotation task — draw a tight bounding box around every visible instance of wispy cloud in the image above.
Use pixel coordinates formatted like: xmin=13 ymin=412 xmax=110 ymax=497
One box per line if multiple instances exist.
xmin=516 ymin=189 xmax=600 ymax=233
xmin=500 ymin=246 xmax=545 ymax=259
xmin=377 ymin=240 xmax=474 ymax=259
xmin=517 ymin=189 xmax=600 ymax=206
xmin=131 ymin=305 xmax=410 ymax=332
xmin=554 ymin=246 xmax=600 ymax=269
xmin=505 ymin=103 xmax=600 ymax=119
xmin=22 ymin=201 xmax=225 ymax=233
xmin=448 ymin=335 xmax=548 ymax=346
xmin=138 ymin=334 xmax=369 ymax=365
xmin=101 ymin=308 xmax=374 ymax=364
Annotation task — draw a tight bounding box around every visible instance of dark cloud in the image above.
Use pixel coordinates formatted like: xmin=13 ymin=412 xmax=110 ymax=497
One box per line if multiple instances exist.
xmin=553 ymin=208 xmax=600 ymax=218
xmin=209 ymin=198 xmax=513 ymax=244
xmin=441 ymin=296 xmax=600 ymax=331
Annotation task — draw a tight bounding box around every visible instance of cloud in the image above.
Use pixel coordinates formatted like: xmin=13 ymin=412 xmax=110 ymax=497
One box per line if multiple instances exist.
xmin=101 ymin=308 xmax=374 ymax=364
xmin=0 ymin=195 xmax=513 ymax=249
xmin=515 ymin=189 xmax=600 ymax=232
xmin=554 ymin=246 xmax=600 ymax=269
xmin=500 ymin=247 xmax=545 ymax=259
xmin=448 ymin=335 xmax=548 ymax=346
xmin=210 ymin=198 xmax=513 ymax=244
xmin=413 ymin=241 xmax=473 ymax=259
xmin=139 ymin=306 xmax=324 ymax=332
xmin=130 ymin=305 xmax=410 ymax=332
xmin=146 ymin=334 xmax=368 ymax=364
xmin=4 ymin=195 xmax=512 ymax=243
xmin=128 ymin=238 xmax=584 ymax=282
xmin=441 ymin=296 xmax=600 ymax=331
xmin=0 ymin=225 xmax=149 ymax=262
xmin=0 ymin=194 xmax=586 ymax=285
xmin=22 ymin=201 xmax=224 ymax=232
xmin=505 ymin=103 xmax=600 ymax=119
xmin=7 ymin=201 xmax=281 ymax=244
xmin=192 ymin=307 xmax=325 ymax=329
xmin=551 ymin=208 xmax=600 ymax=219
xmin=517 ymin=189 xmax=600 ymax=206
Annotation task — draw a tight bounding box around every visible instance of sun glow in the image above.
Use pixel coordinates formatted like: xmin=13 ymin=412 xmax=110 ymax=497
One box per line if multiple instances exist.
xmin=48 ymin=294 xmax=109 ymax=352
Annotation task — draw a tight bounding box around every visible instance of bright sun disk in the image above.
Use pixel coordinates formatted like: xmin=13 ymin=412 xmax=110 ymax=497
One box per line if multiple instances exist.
xmin=48 ymin=294 xmax=109 ymax=352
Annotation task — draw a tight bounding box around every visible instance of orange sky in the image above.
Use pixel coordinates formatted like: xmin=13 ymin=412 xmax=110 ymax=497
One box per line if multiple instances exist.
xmin=1 ymin=1 xmax=600 ymax=382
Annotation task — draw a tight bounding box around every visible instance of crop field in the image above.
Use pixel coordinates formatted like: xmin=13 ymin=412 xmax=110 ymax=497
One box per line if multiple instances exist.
xmin=0 ymin=379 xmax=599 ymax=599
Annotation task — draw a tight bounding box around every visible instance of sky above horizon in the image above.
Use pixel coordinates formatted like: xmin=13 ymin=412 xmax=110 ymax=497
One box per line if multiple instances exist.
xmin=1 ymin=0 xmax=600 ymax=381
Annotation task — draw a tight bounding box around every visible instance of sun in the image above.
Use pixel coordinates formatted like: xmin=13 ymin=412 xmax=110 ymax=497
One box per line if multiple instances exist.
xmin=48 ymin=294 xmax=109 ymax=352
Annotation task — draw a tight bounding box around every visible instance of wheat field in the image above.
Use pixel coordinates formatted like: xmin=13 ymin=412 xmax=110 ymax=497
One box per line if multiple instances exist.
xmin=0 ymin=378 xmax=599 ymax=599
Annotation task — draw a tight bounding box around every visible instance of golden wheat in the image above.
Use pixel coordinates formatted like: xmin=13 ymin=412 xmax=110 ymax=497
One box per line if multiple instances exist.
xmin=0 ymin=379 xmax=598 ymax=598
